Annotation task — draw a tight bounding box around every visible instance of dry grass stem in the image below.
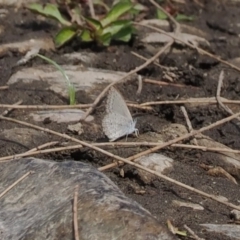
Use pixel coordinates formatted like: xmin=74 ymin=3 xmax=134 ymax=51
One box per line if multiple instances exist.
xmin=137 ymin=75 xmax=143 ymax=95
xmin=0 ymin=104 xmax=91 ymax=109
xmin=26 ymin=141 xmax=59 ymax=153
xmin=141 ymin=97 xmax=240 ymax=106
xmin=1 ymin=114 xmax=240 ymax=210
xmin=0 ymin=171 xmax=34 ymax=199
xmin=148 ymin=0 xmax=181 ymax=34
xmin=216 ymin=71 xmax=239 ymax=120
xmin=134 ymin=22 xmax=240 ymax=73
xmin=1 ymin=142 xmax=240 ymax=162
xmin=1 ymin=100 xmax=22 ymax=117
xmin=82 ymin=40 xmax=174 ymax=120
xmin=99 ymin=111 xmax=240 ymax=171
xmin=180 ymin=106 xmax=198 ymax=145
xmin=0 ymin=86 xmax=8 ymax=90
xmin=143 ymin=78 xmax=195 ymax=88
xmin=131 ymin=51 xmax=167 ymax=69
xmin=73 ymin=185 xmax=80 ymax=240
xmin=184 ymin=225 xmax=205 ymax=240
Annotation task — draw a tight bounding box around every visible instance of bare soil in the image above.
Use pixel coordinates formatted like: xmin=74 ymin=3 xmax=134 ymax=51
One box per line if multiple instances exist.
xmin=1 ymin=1 xmax=240 ymax=239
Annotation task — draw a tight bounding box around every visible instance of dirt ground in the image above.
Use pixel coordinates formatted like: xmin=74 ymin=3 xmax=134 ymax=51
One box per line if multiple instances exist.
xmin=1 ymin=0 xmax=240 ymax=239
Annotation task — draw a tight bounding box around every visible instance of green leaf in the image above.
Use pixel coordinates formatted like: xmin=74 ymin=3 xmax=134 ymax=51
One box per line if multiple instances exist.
xmin=101 ymin=2 xmax=133 ymax=27
xmin=85 ymin=17 xmax=102 ymax=31
xmin=98 ymin=32 xmax=112 ymax=46
xmin=156 ymin=9 xmax=167 ymax=20
xmin=80 ymin=30 xmax=94 ymax=42
xmin=175 ymin=13 xmax=194 ymax=21
xmin=55 ymin=27 xmax=77 ymax=48
xmin=113 ymin=26 xmax=133 ymax=42
xmin=93 ymin=0 xmax=110 ymax=11
xmin=27 ymin=3 xmax=71 ymax=26
xmin=102 ymin=20 xmax=131 ymax=36
xmin=36 ymin=54 xmax=76 ymax=105
xmin=133 ymin=3 xmax=146 ymax=11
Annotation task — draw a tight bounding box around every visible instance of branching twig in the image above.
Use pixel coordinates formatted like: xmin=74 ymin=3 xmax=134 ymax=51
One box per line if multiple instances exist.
xmin=82 ymin=40 xmax=174 ymax=120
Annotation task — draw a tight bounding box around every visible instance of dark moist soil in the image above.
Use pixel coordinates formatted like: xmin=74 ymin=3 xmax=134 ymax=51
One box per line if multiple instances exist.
xmin=1 ymin=1 xmax=240 ymax=239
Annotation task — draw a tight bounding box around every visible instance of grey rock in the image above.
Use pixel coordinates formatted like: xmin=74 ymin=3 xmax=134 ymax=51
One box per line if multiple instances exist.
xmin=0 ymin=158 xmax=177 ymax=240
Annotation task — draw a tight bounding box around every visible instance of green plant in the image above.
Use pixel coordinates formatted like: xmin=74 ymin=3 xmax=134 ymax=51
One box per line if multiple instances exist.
xmin=36 ymin=54 xmax=76 ymax=105
xmin=156 ymin=9 xmax=194 ymax=22
xmin=27 ymin=0 xmax=140 ymax=47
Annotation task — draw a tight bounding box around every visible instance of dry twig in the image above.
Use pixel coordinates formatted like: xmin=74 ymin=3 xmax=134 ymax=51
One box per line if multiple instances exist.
xmin=0 ymin=171 xmax=34 ymax=199
xmin=0 ymin=103 xmax=91 ymax=109
xmin=180 ymin=106 xmax=198 ymax=145
xmin=1 ymin=100 xmax=22 ymax=117
xmin=140 ymin=97 xmax=240 ymax=106
xmin=216 ymin=71 xmax=239 ymax=120
xmin=1 ymin=114 xmax=240 ymax=210
xmin=0 ymin=86 xmax=8 ymax=90
xmin=184 ymin=225 xmax=205 ymax=240
xmin=73 ymin=185 xmax=80 ymax=240
xmin=82 ymin=40 xmax=174 ymax=120
xmin=1 ymin=142 xmax=240 ymax=162
xmin=137 ymin=75 xmax=143 ymax=95
xmin=134 ymin=22 xmax=240 ymax=73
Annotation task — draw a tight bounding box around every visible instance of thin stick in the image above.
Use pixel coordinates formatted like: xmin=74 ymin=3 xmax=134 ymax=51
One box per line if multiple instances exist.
xmin=0 ymin=171 xmax=33 ymax=199
xmin=1 ymin=100 xmax=22 ymax=117
xmin=134 ymin=22 xmax=240 ymax=73
xmin=0 ymin=86 xmax=8 ymax=90
xmin=131 ymin=51 xmax=167 ymax=69
xmin=216 ymin=71 xmax=239 ymax=119
xmin=148 ymin=0 xmax=180 ymax=34
xmin=82 ymin=40 xmax=174 ymax=120
xmin=26 ymin=141 xmax=59 ymax=153
xmin=140 ymin=97 xmax=240 ymax=106
xmin=126 ymin=103 xmax=153 ymax=111
xmin=73 ymin=185 xmax=80 ymax=240
xmin=1 ymin=142 xmax=240 ymax=162
xmin=184 ymin=225 xmax=205 ymax=240
xmin=2 ymin=115 xmax=240 ymax=210
xmin=88 ymin=0 xmax=95 ymax=18
xmin=137 ymin=75 xmax=143 ymax=95
xmin=99 ymin=111 xmax=240 ymax=171
xmin=143 ymin=79 xmax=197 ymax=88
xmin=180 ymin=106 xmax=198 ymax=145
xmin=0 ymin=103 xmax=91 ymax=109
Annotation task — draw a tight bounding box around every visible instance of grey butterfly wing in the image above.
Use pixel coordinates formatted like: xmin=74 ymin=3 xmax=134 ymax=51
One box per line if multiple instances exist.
xmin=102 ymin=112 xmax=136 ymax=142
xmin=106 ymin=87 xmax=133 ymax=120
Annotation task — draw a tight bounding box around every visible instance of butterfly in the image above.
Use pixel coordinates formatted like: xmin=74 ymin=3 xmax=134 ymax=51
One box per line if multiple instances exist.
xmin=102 ymin=87 xmax=139 ymax=142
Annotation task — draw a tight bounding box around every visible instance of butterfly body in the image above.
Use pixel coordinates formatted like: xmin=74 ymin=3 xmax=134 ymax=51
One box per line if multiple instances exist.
xmin=102 ymin=87 xmax=138 ymax=142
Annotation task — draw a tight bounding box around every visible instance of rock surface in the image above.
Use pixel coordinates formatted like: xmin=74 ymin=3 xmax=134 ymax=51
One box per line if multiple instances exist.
xmin=0 ymin=158 xmax=177 ymax=240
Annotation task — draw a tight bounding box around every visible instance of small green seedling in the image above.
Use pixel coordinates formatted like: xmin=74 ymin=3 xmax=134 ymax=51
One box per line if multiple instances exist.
xmin=157 ymin=9 xmax=194 ymax=22
xmin=27 ymin=1 xmax=140 ymax=47
xmin=36 ymin=54 xmax=76 ymax=105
